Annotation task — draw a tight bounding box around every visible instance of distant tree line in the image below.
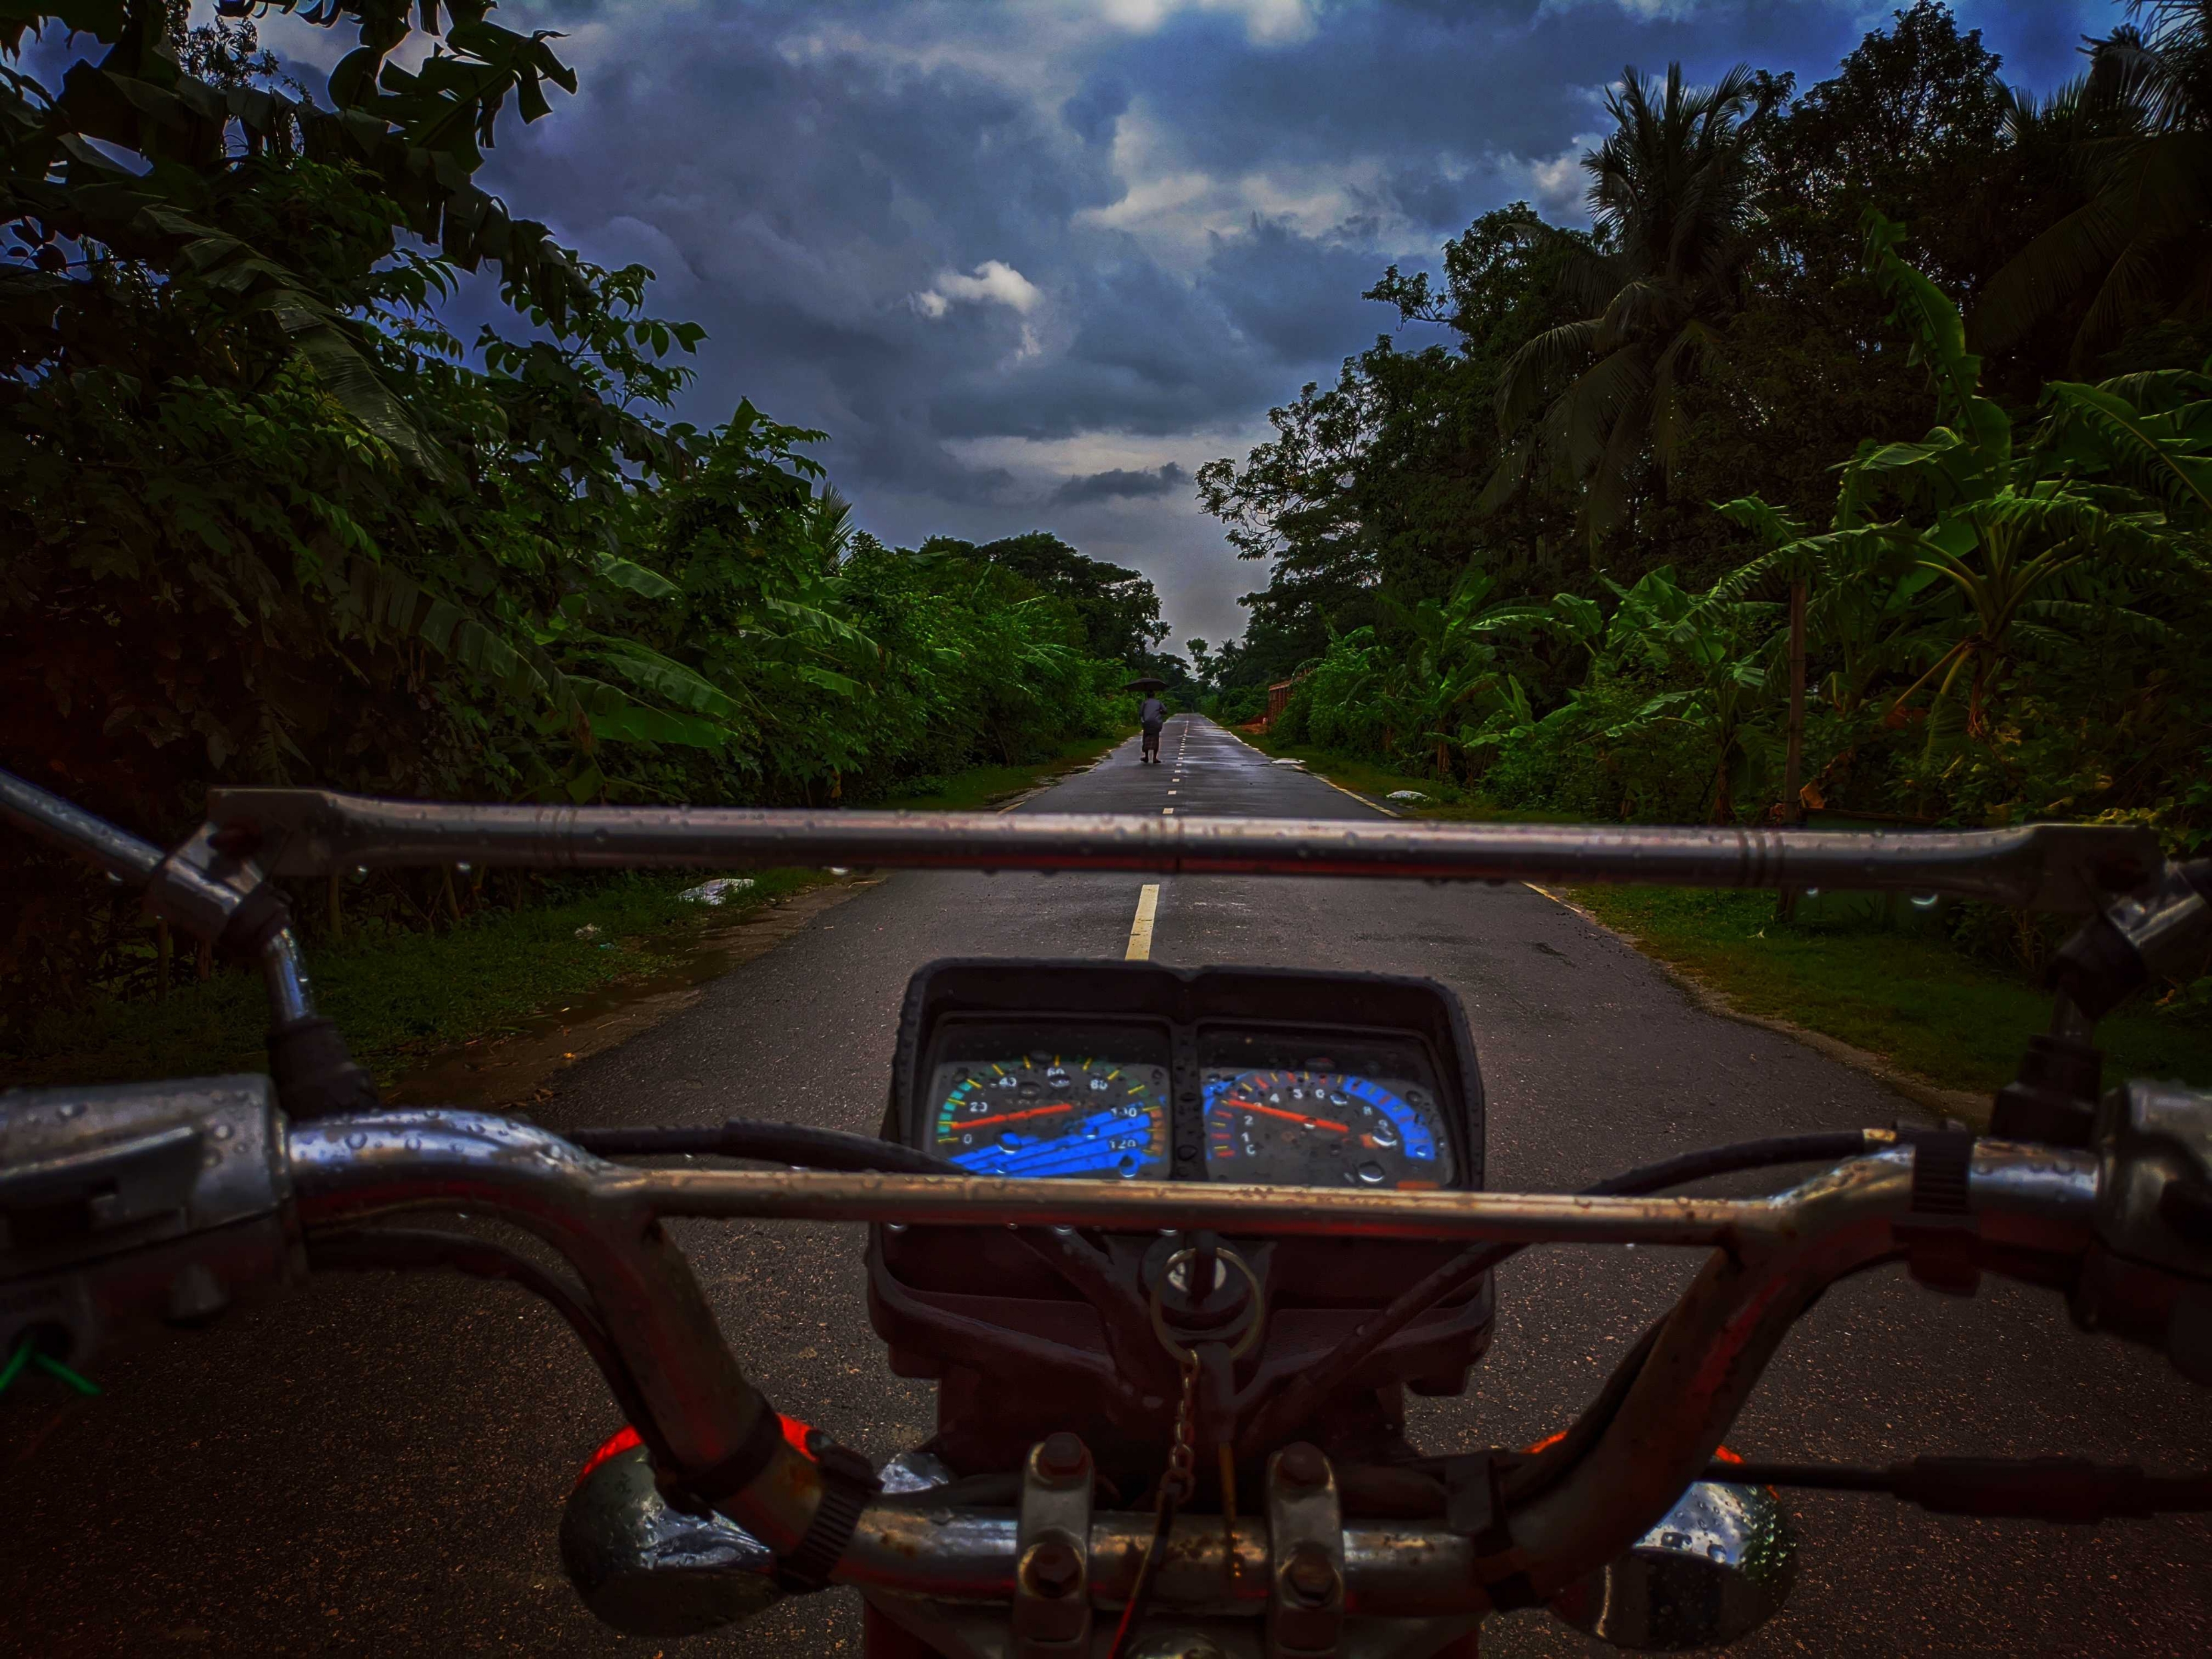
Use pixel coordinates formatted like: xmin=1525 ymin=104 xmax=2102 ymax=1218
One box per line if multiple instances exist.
xmin=1195 ymin=3 xmax=2211 ymax=888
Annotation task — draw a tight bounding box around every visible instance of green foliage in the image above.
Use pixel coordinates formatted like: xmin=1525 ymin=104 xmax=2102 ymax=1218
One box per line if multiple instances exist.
xmin=1201 ymin=5 xmax=2212 ymax=987
xmin=0 ymin=0 xmax=1139 ymax=1017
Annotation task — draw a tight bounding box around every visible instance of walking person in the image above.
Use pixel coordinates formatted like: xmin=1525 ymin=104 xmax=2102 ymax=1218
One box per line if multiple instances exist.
xmin=1139 ymin=694 xmax=1167 ymax=764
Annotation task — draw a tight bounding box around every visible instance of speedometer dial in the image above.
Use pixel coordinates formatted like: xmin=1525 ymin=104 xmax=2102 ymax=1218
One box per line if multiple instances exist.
xmin=928 ymin=1055 xmax=1167 ymax=1179
xmin=1203 ymin=1068 xmax=1450 ymax=1189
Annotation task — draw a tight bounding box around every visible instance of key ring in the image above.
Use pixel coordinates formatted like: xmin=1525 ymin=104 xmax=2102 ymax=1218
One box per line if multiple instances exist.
xmin=1146 ymin=1245 xmax=1265 ymax=1363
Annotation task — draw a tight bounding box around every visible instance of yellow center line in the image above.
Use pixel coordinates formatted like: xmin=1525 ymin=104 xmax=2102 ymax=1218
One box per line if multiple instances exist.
xmin=1125 ymin=883 xmax=1161 ymax=961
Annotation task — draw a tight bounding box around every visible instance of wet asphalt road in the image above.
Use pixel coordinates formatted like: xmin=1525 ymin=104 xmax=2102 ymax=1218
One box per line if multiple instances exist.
xmin=5 ymin=715 xmax=2209 ymax=1656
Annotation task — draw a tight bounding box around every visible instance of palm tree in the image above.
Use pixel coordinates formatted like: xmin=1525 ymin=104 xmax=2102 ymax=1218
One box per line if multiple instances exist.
xmin=1488 ymin=63 xmax=1764 ymax=552
xmin=1975 ymin=2 xmax=2212 ymax=367
xmin=796 ymin=485 xmax=857 ymax=568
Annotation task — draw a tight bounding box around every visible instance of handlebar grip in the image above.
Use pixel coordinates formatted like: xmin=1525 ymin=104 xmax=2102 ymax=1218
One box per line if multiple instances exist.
xmin=2051 ymin=862 xmax=2212 ymax=1021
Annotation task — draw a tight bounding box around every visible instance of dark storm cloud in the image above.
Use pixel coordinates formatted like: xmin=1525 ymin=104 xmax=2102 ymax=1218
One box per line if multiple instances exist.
xmin=1063 ymin=72 xmax=1133 ymax=147
xmin=237 ymin=0 xmax=2113 ymax=642
xmin=1052 ymin=462 xmax=1191 ymax=506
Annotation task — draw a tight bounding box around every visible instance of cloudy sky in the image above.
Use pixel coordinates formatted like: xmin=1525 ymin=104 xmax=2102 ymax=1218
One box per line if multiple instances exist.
xmin=237 ymin=0 xmax=2112 ymax=651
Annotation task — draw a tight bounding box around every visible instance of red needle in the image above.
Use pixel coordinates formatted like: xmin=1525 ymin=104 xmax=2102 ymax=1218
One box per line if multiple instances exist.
xmin=1225 ymin=1099 xmax=1349 ymax=1134
xmin=952 ymin=1102 xmax=1073 ymax=1133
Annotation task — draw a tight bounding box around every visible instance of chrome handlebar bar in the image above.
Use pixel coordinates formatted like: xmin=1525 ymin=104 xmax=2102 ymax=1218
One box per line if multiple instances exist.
xmin=279 ymin=1110 xmax=2113 ymax=1611
xmin=203 ymin=784 xmax=2159 ymax=911
xmin=2 ymin=1065 xmax=2207 ymax=1623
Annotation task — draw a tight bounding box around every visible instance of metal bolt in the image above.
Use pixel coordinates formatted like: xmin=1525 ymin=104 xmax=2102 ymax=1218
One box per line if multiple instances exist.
xmin=1037 ymin=1432 xmax=1090 ymax=1482
xmin=1023 ymin=1538 xmax=1082 ymax=1599
xmin=1283 ymin=1543 xmax=1337 ymax=1606
xmin=1278 ymin=1442 xmax=1327 ymax=1490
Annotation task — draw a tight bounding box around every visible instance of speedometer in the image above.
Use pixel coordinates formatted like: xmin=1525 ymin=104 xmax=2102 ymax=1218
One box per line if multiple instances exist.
xmin=927 ymin=1054 xmax=1167 ymax=1179
xmin=1203 ymin=1067 xmax=1451 ymax=1189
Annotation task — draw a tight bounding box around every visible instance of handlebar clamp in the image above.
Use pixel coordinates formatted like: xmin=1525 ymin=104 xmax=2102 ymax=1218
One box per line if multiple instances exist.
xmin=682 ymin=1409 xmax=882 ymax=1594
xmin=1895 ymin=1128 xmax=1982 ymax=1297
xmin=0 ymin=1075 xmax=300 ymax=1372
xmin=2079 ymin=1080 xmax=2212 ymax=1385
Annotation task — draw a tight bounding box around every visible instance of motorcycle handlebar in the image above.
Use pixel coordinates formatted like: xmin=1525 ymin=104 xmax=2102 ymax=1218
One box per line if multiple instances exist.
xmin=277 ymin=1109 xmax=2115 ymax=1612
xmin=7 ymin=774 xmax=2211 ymax=1630
xmin=3 ymin=1075 xmax=2208 ymax=1622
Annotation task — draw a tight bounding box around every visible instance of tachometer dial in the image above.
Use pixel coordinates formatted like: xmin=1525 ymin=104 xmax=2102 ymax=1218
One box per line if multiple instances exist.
xmin=929 ymin=1055 xmax=1166 ymax=1179
xmin=1203 ymin=1068 xmax=1450 ymax=1189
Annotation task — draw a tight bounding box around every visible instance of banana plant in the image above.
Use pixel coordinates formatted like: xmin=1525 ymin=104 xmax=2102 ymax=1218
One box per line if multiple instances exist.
xmin=1381 ymin=569 xmax=1548 ymax=777
xmin=1712 ymin=213 xmax=2193 ymax=812
xmin=1704 ymin=498 xmax=1936 ymax=818
xmin=2040 ymin=365 xmax=2212 ymax=527
xmin=1532 ymin=566 xmax=1780 ymax=822
xmin=1608 ymin=572 xmax=1779 ymax=824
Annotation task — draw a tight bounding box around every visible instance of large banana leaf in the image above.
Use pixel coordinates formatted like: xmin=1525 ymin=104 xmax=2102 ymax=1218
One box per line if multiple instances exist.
xmin=2041 ymin=380 xmax=2212 ymax=520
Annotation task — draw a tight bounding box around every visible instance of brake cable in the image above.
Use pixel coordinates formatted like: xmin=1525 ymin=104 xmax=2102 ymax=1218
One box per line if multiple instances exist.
xmin=0 ymin=1333 xmax=100 ymax=1399
xmin=307 ymin=1227 xmax=679 ymax=1472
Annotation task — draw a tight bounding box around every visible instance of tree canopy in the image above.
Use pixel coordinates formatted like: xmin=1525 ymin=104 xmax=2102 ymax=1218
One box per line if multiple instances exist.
xmin=1197 ymin=3 xmax=2211 ymax=901
xmin=0 ymin=0 xmax=1153 ymax=1014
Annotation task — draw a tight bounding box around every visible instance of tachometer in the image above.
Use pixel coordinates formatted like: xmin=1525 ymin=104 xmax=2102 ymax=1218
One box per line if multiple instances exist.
xmin=927 ymin=1054 xmax=1167 ymax=1179
xmin=1203 ymin=1067 xmax=1450 ymax=1189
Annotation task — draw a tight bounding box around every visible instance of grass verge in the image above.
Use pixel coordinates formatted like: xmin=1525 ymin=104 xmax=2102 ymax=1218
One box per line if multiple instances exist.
xmin=5 ymin=868 xmax=824 ymax=1093
xmin=1574 ymin=886 xmax=2212 ymax=1095
xmin=879 ymin=729 xmax=1130 ymax=810
xmin=5 ymin=731 xmax=1131 ymax=1095
xmin=1233 ymin=732 xmax=1465 ymax=807
xmin=1233 ymin=732 xmax=1562 ymax=822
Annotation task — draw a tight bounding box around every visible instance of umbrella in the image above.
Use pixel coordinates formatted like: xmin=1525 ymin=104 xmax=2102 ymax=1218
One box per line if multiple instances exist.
xmin=1124 ymin=676 xmax=1167 ymax=693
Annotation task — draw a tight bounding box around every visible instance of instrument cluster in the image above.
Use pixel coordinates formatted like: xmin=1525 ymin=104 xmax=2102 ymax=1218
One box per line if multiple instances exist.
xmin=906 ymin=965 xmax=1473 ymax=1195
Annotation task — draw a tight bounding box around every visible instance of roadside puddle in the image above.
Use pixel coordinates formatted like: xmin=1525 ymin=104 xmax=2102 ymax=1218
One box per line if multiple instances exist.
xmin=385 ymin=878 xmax=879 ymax=1110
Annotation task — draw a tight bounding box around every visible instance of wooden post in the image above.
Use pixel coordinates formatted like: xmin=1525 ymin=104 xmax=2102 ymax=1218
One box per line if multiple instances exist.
xmin=1783 ymin=576 xmax=1807 ymax=825
xmin=1777 ymin=575 xmax=1809 ymax=924
xmin=156 ymin=919 xmax=171 ymax=1004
